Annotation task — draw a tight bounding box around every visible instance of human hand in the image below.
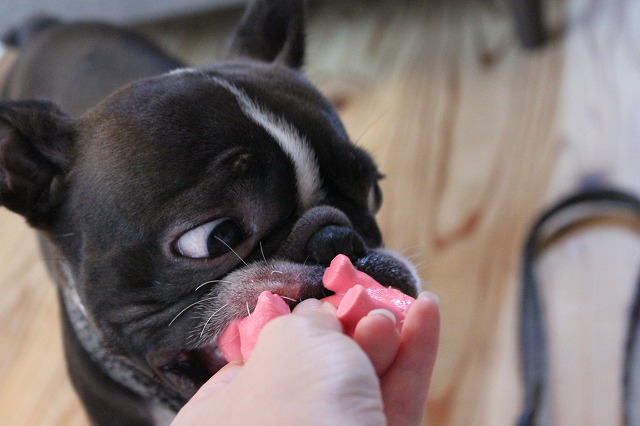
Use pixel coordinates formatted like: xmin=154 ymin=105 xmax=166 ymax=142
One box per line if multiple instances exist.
xmin=172 ymin=292 xmax=440 ymax=426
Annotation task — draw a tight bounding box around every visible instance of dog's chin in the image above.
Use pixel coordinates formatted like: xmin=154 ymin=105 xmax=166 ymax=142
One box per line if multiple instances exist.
xmin=147 ymin=250 xmax=421 ymax=400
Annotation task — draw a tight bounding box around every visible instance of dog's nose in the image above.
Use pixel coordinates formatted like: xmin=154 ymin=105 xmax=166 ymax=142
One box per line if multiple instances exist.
xmin=275 ymin=206 xmax=367 ymax=263
xmin=307 ymin=225 xmax=366 ymax=265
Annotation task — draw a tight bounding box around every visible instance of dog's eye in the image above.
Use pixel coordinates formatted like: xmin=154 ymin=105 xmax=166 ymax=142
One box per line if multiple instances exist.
xmin=176 ymin=218 xmax=245 ymax=259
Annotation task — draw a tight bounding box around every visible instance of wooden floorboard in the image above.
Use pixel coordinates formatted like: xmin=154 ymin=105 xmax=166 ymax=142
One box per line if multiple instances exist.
xmin=2 ymin=0 xmax=639 ymax=424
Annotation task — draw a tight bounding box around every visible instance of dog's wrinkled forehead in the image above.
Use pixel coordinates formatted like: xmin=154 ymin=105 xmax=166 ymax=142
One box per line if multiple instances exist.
xmin=200 ymin=69 xmax=326 ymax=209
xmin=80 ymin=65 xmax=339 ymax=196
xmin=68 ymin=63 xmax=378 ymax=239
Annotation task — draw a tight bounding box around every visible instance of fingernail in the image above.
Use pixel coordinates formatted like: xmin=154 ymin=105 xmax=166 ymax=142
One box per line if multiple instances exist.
xmin=418 ymin=291 xmax=440 ymax=304
xmin=367 ymin=308 xmax=397 ymax=325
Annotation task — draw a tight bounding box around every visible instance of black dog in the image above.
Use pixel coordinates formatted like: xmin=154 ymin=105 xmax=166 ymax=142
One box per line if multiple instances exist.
xmin=0 ymin=1 xmax=420 ymax=424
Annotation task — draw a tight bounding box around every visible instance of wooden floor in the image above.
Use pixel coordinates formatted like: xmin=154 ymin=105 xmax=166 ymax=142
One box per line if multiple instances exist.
xmin=2 ymin=0 xmax=640 ymax=424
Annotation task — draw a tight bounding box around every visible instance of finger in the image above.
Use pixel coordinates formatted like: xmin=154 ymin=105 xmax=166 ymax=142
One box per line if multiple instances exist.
xmin=289 ymin=298 xmax=342 ymax=333
xmin=353 ymin=309 xmax=401 ymax=376
xmin=248 ymin=299 xmax=343 ymax=362
xmin=381 ymin=292 xmax=440 ymax=426
xmin=292 ymin=298 xmax=337 ymax=316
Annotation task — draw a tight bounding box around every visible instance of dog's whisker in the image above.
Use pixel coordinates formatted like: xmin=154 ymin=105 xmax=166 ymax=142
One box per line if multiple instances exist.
xmin=56 ymin=232 xmax=76 ymax=238
xmin=214 ymin=236 xmax=248 ymax=267
xmin=355 ymin=110 xmax=388 ymax=144
xmin=259 ymin=241 xmax=270 ymax=268
xmin=258 ymin=241 xmax=284 ymax=274
xmin=246 ymin=302 xmax=251 ymax=316
xmin=169 ymin=297 xmax=216 ymax=327
xmin=412 ymin=260 xmax=427 ymax=270
xmin=406 ymin=251 xmax=422 ymax=259
xmin=280 ymin=296 xmax=297 ymax=302
xmin=400 ymin=248 xmax=424 ymax=261
xmin=195 ymin=280 xmax=233 ymax=292
xmin=200 ymin=304 xmax=228 ymax=338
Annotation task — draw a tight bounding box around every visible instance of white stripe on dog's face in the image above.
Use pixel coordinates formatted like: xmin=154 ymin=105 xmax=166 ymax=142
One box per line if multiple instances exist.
xmin=212 ymin=77 xmax=325 ymax=209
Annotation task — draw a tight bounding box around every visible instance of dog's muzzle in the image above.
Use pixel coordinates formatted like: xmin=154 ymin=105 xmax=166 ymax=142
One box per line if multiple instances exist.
xmin=148 ymin=205 xmax=421 ymax=402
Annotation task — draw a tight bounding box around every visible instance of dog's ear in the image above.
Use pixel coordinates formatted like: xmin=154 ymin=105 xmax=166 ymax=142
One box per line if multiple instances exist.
xmin=0 ymin=100 xmax=75 ymax=229
xmin=227 ymin=0 xmax=306 ymax=69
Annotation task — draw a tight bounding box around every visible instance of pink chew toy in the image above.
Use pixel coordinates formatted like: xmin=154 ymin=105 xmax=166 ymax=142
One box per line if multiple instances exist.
xmin=217 ymin=291 xmax=290 ymax=361
xmin=217 ymin=254 xmax=415 ymax=362
xmin=321 ymin=254 xmax=415 ymax=336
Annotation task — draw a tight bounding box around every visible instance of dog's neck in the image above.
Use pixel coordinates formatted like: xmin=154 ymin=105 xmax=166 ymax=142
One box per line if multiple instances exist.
xmin=51 ymin=246 xmax=177 ymax=424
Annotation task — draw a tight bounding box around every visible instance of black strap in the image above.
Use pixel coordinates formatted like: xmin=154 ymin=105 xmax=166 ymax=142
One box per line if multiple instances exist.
xmin=519 ymin=188 xmax=640 ymax=425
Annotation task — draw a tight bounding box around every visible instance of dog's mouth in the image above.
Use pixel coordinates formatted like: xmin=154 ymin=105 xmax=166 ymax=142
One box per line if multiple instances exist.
xmin=147 ymin=251 xmax=420 ymax=401
xmin=148 ymin=261 xmax=329 ymax=399
xmin=148 ymin=295 xmax=322 ymax=398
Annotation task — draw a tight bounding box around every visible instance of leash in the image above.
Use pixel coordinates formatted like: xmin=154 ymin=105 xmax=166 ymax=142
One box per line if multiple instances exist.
xmin=518 ymin=188 xmax=640 ymax=425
